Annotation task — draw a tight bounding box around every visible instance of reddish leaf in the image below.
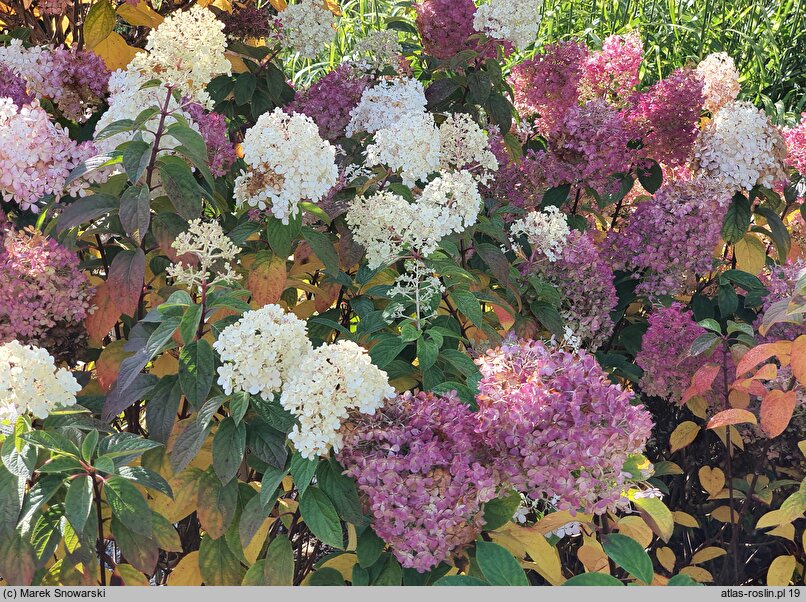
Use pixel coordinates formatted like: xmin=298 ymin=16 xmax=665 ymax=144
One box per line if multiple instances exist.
xmin=735 ymin=341 xmax=792 ymax=377
xmin=707 ymin=409 xmax=757 ymax=430
xmin=760 ymin=390 xmax=798 ymax=438
xmin=84 ymin=281 xmax=121 ymax=344
xmin=247 ymin=253 xmax=287 ymax=307
xmin=681 ymin=364 xmax=721 ymax=405
xmin=96 ymin=340 xmax=132 ymax=392
xmin=792 ymin=335 xmax=806 ymax=386
xmin=108 ymin=249 xmax=145 ymax=318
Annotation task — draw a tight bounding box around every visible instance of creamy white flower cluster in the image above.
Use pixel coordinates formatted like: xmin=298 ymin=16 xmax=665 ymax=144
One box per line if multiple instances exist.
xmin=0 ymin=340 xmax=81 ymax=422
xmin=94 ymin=67 xmax=197 ymax=158
xmin=234 ymin=108 xmax=338 ymax=224
xmin=473 ymin=0 xmax=543 ymax=50
xmin=346 ymin=170 xmax=482 ymax=268
xmin=166 ymin=219 xmax=241 ymax=290
xmin=214 ymin=304 xmax=312 ymax=400
xmin=130 ymin=5 xmax=231 ymax=107
xmin=509 ymin=206 xmax=570 ymax=262
xmin=696 ymin=52 xmax=741 ymax=114
xmin=385 ymin=260 xmax=445 ymax=326
xmin=278 ymin=0 xmax=336 ymax=59
xmin=366 ymin=112 xmax=441 ymax=186
xmin=347 ymin=78 xmax=427 ymax=136
xmin=280 ymin=340 xmax=396 ymax=459
xmin=694 ymin=100 xmax=789 ymax=192
xmin=350 ymin=30 xmax=403 ymax=73
xmin=439 ymin=112 xmax=499 ymax=183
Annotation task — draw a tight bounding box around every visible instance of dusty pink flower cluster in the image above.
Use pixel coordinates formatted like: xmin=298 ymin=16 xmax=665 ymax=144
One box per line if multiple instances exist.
xmin=580 ymin=32 xmax=644 ymax=103
xmin=337 ymin=390 xmax=500 ymax=572
xmin=635 ymin=303 xmax=708 ymax=403
xmin=288 ymin=64 xmax=371 ymax=141
xmin=414 ymin=0 xmax=506 ymax=61
xmin=0 ymin=65 xmax=34 ymax=108
xmin=185 ymin=103 xmax=237 ymax=177
xmin=783 ymin=113 xmax=806 ymax=175
xmin=42 ymin=46 xmax=110 ymax=122
xmin=0 ymin=101 xmax=95 ymax=211
xmin=0 ymin=227 xmax=93 ymax=358
xmin=474 ymin=338 xmax=654 ymax=515
xmin=608 ymin=177 xmax=730 ymax=296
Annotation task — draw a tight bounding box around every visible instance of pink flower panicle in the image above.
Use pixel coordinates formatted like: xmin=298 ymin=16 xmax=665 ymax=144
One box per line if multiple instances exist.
xmin=0 ymin=65 xmax=34 ymax=108
xmin=510 ymin=41 xmax=589 ymax=136
xmin=287 ymin=64 xmax=371 ymax=141
xmin=635 ymin=303 xmax=707 ymax=403
xmin=783 ymin=113 xmax=806 ymax=175
xmin=629 ymin=67 xmax=704 ymax=166
xmin=41 ymin=46 xmax=110 ymax=122
xmin=608 ymin=177 xmax=730 ymax=297
xmin=185 ymin=103 xmax=237 ymax=177
xmin=414 ymin=0 xmax=507 ymax=61
xmin=580 ymin=32 xmax=644 ymax=103
xmin=533 ymin=229 xmax=618 ymax=348
xmin=337 ymin=390 xmax=500 ymax=573
xmin=474 ymin=338 xmax=654 ymax=515
xmin=0 ymin=227 xmax=93 ymax=360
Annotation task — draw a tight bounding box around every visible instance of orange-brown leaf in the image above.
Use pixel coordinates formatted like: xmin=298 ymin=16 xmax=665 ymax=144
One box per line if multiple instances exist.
xmin=95 ymin=340 xmax=132 ymax=392
xmin=735 ymin=341 xmax=792 ymax=377
xmin=247 ymin=254 xmax=287 ymax=307
xmin=792 ymin=335 xmax=806 ymax=386
xmin=681 ymin=364 xmax=721 ymax=405
xmin=707 ymin=409 xmax=757 ymax=430
xmin=84 ymin=281 xmax=121 ymax=345
xmin=760 ymin=390 xmax=798 ymax=438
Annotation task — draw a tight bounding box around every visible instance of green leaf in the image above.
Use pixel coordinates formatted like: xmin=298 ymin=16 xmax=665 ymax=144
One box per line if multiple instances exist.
xmin=721 ymin=194 xmax=752 ymax=243
xmin=57 ymin=194 xmax=119 ymax=233
xmin=1 ymin=419 xmax=36 ymax=479
xmin=564 ymin=573 xmax=624 ymax=586
xmin=317 ymin=459 xmax=366 ymax=526
xmin=308 ymin=567 xmax=345 ymax=586
xmin=718 ymin=284 xmax=739 ymax=317
xmin=434 ymin=575 xmax=489 ymax=586
xmin=486 ymin=92 xmax=512 ymax=134
xmin=64 ymin=475 xmax=94 ymax=535
xmin=299 ymin=488 xmax=344 ymax=549
xmin=197 ymin=470 xmax=238 ymax=540
xmin=151 ymin=510 xmax=182 ymax=552
xmin=357 ymin=527 xmax=385 ymax=568
xmin=368 ymin=336 xmax=407 ymax=369
xmin=159 ymin=156 xmax=202 ymax=220
xmin=145 ymin=375 xmax=182 ymax=444
xmin=199 ymin=535 xmax=245 ymax=585
xmin=756 ymin=206 xmax=791 ymax=261
xmin=234 ymin=72 xmax=257 ymax=106
xmin=212 ymin=418 xmax=246 ymax=484
xmin=467 ymin=70 xmax=491 ymax=105
xmin=267 ymin=215 xmax=300 ymax=258
xmin=475 ymin=540 xmax=529 ymax=586
xmin=104 ymin=476 xmax=152 ymax=537
xmin=121 ymin=140 xmax=152 ymax=183
xmin=83 ymin=0 xmax=116 ymax=48
xmin=179 ymin=339 xmax=215 ymax=409
xmin=531 ymin=301 xmax=564 ymax=337
xmin=541 ymin=184 xmax=571 ymax=208
xmin=263 ymin=536 xmax=294 ymax=585
xmin=667 ymin=574 xmax=701 ymax=586
xmin=417 ymin=336 xmax=440 ymax=372
xmin=179 ymin=303 xmax=204 ymax=346
xmin=0 ymin=531 xmax=35 ymax=585
xmin=481 ymin=489 xmax=521 ymax=531
xmin=602 ymin=533 xmax=653 ymax=584
xmin=372 ymin=554 xmax=403 ymax=585
xmin=637 ymin=160 xmax=663 ymax=194
xmin=290 ymin=453 xmax=318 ymax=496
xmin=302 ymin=227 xmax=340 ymax=275
xmin=165 ymin=123 xmax=208 ymax=168
xmin=450 ymin=288 xmax=483 ymax=327
xmin=632 ymin=495 xmax=674 ymax=542
xmin=116 ymin=466 xmax=173 ymax=498
xmin=722 ymin=269 xmax=765 ymax=292
xmin=0 ymin=466 xmax=21 ymax=534
xmin=247 ymin=421 xmax=288 ymax=468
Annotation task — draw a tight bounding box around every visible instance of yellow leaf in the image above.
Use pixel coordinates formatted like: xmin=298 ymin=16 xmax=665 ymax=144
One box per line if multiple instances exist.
xmin=617 ymin=516 xmax=653 ymax=548
xmin=247 ymin=253 xmax=288 ymax=307
xmin=169 ymin=551 xmax=202 ymax=586
xmin=244 ymin=518 xmax=275 ymax=564
xmin=799 ymin=440 xmax=806 ymax=457
xmin=710 ymin=505 xmax=740 ymax=523
xmin=533 ymin=511 xmax=592 ymax=535
xmin=734 ymin=233 xmax=768 ymax=276
xmin=698 ymin=466 xmax=725 ymax=498
xmin=93 ymin=32 xmax=142 ymax=71
xmin=114 ymin=564 xmax=149 ymax=586
xmin=577 ymin=535 xmax=609 ymax=574
xmin=687 ymin=395 xmax=708 ymax=419
xmin=117 ymin=0 xmax=163 ymax=28
xmin=656 ymin=547 xmax=676 ymax=573
xmin=490 ymin=523 xmax=565 ymax=585
xmin=212 ymin=0 xmax=233 ymax=12
xmin=767 ymin=523 xmax=796 ymax=541
xmin=320 ymin=553 xmax=357 ymax=580
xmin=680 ymin=566 xmax=713 ymax=583
xmin=691 ymin=547 xmax=727 ymax=564
xmin=322 ymin=0 xmax=341 ymax=16
xmin=673 ymin=511 xmax=700 ymax=528
xmin=84 ymin=0 xmax=117 ymax=49
xmin=150 ymin=351 xmax=179 ymax=377
xmin=767 ymin=555 xmax=796 ymax=586
xmin=712 ymin=425 xmax=745 ymax=450
xmin=793 ymin=335 xmax=806 ymax=386
xmin=269 ymin=0 xmax=287 ymax=9
xmin=669 ymin=421 xmax=700 ymax=453
xmin=757 ymin=510 xmax=791 ymax=530
xmin=346 ymin=524 xmax=357 ymax=552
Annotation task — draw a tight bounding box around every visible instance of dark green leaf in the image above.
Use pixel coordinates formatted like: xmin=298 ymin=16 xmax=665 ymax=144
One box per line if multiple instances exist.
xmin=119 ymin=185 xmax=151 ymax=245
xmin=145 ymin=375 xmax=181 ymax=444
xmin=299 ymin=488 xmax=343 ymax=549
xmin=159 ymin=156 xmax=202 ymax=220
xmin=564 ymin=573 xmax=624 ymax=586
xmin=64 ymin=475 xmax=94 ymax=534
xmin=179 ymin=339 xmax=215 ymax=409
xmin=57 ymin=194 xmax=119 ymax=233
xmin=212 ymin=418 xmax=246 ymax=484
xmin=721 ymin=194 xmax=752 ymax=243
xmin=302 ymin=227 xmax=339 ymax=275
xmin=481 ymin=489 xmax=521 ymax=531
xmin=475 ymin=540 xmax=529 ymax=586
xmin=602 ymin=532 xmax=653 ymax=584
xmin=637 ymin=160 xmax=663 ymax=193
xmin=104 ymin=475 xmax=152 ymax=537
xmin=290 ymin=453 xmax=318 ymax=496
xmin=178 ymin=303 xmax=203 ymax=346
xmin=486 ymin=93 xmax=512 ymax=133
xmin=434 ymin=575 xmax=489 ymax=586
xmin=121 ymin=140 xmax=152 ymax=183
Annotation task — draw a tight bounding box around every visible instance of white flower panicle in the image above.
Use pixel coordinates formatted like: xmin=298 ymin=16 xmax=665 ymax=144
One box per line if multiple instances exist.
xmin=166 ymin=219 xmax=241 ymax=289
xmin=278 ymin=0 xmax=336 ymax=59
xmin=366 ymin=112 xmax=441 ymax=186
xmin=214 ymin=304 xmax=312 ymax=400
xmin=0 ymin=341 xmax=81 ymax=422
xmin=509 ymin=206 xmax=570 ymax=262
xmin=280 ymin=340 xmax=395 ymax=459
xmin=694 ymin=100 xmax=789 ymax=192
xmin=473 ymin=0 xmax=543 ymax=50
xmin=350 ymin=30 xmax=403 ymax=73
xmin=438 ymin=112 xmax=499 ymax=182
xmin=347 ymin=171 xmax=482 ymax=268
xmin=696 ymin=52 xmax=741 ymax=114
xmin=385 ymin=260 xmax=445 ymax=325
xmin=234 ymin=108 xmax=338 ymax=224
xmin=129 ymin=5 xmax=231 ymax=106
xmin=94 ymin=67 xmax=197 ymax=158
xmin=347 ymin=78 xmax=427 ymax=136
